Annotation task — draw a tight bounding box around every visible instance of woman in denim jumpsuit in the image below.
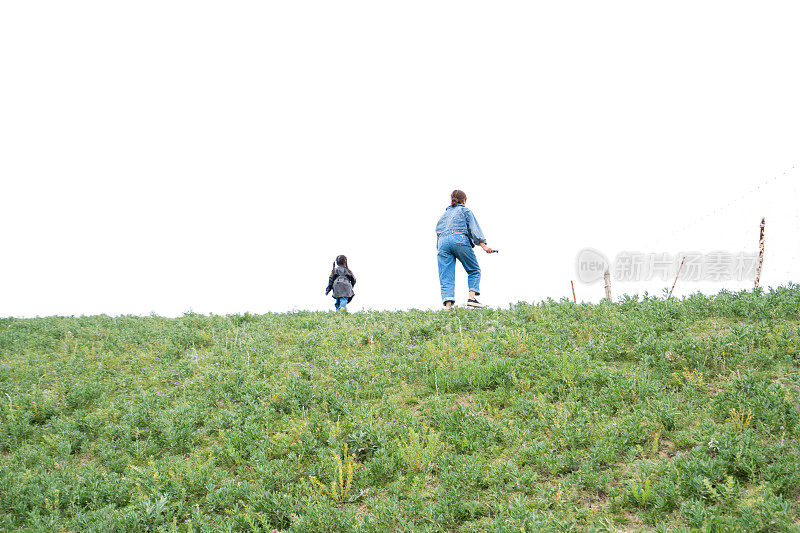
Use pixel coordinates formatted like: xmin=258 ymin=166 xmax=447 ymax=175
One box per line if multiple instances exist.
xmin=435 ymin=190 xmax=493 ymax=309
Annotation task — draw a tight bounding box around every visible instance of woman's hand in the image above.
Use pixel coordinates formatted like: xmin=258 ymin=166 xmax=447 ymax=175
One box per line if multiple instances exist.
xmin=479 ymin=243 xmax=494 ymax=254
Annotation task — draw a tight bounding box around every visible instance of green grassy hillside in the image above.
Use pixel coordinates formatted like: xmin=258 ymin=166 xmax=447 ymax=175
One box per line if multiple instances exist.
xmin=2 ymin=287 xmax=800 ymax=532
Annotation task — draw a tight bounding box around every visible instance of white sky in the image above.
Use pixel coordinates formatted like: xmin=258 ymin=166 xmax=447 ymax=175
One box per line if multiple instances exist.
xmin=1 ymin=1 xmax=798 ymax=317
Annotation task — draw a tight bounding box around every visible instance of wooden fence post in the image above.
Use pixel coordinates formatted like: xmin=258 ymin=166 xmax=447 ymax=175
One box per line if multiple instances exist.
xmin=604 ymin=269 xmax=612 ymax=302
xmin=571 ymin=281 xmax=577 ymax=304
xmin=668 ymin=256 xmax=686 ymax=299
xmin=755 ymin=217 xmax=765 ymax=289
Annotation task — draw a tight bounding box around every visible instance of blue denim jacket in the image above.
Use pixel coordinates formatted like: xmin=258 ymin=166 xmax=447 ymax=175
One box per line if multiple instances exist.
xmin=435 ymin=205 xmax=486 ymax=249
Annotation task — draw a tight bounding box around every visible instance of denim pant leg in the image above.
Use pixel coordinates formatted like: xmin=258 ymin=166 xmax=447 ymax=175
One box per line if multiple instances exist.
xmin=437 ymin=237 xmax=456 ymax=303
xmin=338 ymin=297 xmax=349 ymax=310
xmin=454 ymin=241 xmax=481 ymax=294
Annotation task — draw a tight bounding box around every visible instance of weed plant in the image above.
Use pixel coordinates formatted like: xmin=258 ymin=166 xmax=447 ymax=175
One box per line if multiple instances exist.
xmin=1 ymin=285 xmax=800 ymax=530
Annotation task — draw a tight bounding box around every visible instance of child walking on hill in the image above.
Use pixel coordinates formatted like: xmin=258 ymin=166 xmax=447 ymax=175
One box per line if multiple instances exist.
xmin=325 ymin=255 xmax=356 ymax=311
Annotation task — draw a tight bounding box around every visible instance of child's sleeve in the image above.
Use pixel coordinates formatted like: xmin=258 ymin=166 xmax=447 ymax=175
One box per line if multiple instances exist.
xmin=325 ymin=273 xmax=334 ymax=294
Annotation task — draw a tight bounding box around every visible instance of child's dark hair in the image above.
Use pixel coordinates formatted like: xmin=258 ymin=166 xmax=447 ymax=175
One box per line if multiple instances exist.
xmin=331 ymin=255 xmax=354 ymax=276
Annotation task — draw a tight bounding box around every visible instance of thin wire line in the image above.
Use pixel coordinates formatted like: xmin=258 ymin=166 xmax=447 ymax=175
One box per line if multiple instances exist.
xmin=665 ymin=163 xmax=797 ymax=241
